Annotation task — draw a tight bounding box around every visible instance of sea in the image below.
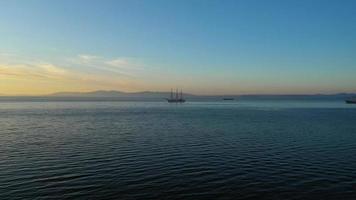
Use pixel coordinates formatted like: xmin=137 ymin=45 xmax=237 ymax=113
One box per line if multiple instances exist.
xmin=1 ymin=99 xmax=356 ymax=200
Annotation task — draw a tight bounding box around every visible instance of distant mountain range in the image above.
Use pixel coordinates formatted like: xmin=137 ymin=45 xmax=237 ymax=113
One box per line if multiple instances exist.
xmin=50 ymin=90 xmax=196 ymax=98
xmin=0 ymin=90 xmax=355 ymax=101
xmin=48 ymin=90 xmax=356 ymax=100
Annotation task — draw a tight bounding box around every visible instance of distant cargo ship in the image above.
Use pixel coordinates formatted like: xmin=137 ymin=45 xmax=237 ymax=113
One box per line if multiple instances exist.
xmin=167 ymin=89 xmax=185 ymax=103
xmin=345 ymin=98 xmax=356 ymax=104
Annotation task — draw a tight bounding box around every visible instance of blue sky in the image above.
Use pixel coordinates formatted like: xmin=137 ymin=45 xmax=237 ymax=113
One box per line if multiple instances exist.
xmin=0 ymin=0 xmax=356 ymax=95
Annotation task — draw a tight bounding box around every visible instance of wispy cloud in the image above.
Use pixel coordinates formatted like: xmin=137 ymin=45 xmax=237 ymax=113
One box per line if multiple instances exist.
xmin=105 ymin=58 xmax=141 ymax=69
xmin=37 ymin=63 xmax=69 ymax=76
xmin=0 ymin=52 xmax=144 ymax=95
xmin=1 ymin=53 xmax=143 ymax=79
xmin=0 ymin=62 xmax=71 ymax=80
xmin=77 ymin=54 xmax=99 ymax=63
xmin=71 ymin=54 xmax=143 ymax=77
xmin=0 ymin=64 xmax=46 ymax=79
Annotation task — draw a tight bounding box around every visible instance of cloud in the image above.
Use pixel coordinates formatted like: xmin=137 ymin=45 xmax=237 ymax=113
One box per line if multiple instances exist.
xmin=106 ymin=58 xmax=129 ymax=67
xmin=37 ymin=63 xmax=69 ymax=76
xmin=77 ymin=54 xmax=99 ymax=63
xmin=0 ymin=63 xmax=70 ymax=80
xmin=0 ymin=53 xmax=143 ymax=79
xmin=0 ymin=52 xmax=144 ymax=95
xmin=71 ymin=54 xmax=143 ymax=77
xmin=106 ymin=58 xmax=135 ymax=68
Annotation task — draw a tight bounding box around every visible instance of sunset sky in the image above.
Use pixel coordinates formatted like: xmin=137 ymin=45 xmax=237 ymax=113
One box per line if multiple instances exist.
xmin=1 ymin=0 xmax=356 ymax=95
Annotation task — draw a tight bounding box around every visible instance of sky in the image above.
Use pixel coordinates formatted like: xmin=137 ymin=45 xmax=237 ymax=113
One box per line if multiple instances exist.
xmin=0 ymin=0 xmax=356 ymax=95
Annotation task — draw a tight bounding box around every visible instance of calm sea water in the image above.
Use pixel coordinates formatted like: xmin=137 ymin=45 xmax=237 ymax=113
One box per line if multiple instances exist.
xmin=1 ymin=100 xmax=356 ymax=200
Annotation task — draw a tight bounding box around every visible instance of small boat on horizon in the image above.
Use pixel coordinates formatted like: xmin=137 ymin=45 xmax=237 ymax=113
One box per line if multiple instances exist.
xmin=167 ymin=89 xmax=185 ymax=103
xmin=345 ymin=98 xmax=356 ymax=104
xmin=223 ymin=98 xmax=234 ymax=101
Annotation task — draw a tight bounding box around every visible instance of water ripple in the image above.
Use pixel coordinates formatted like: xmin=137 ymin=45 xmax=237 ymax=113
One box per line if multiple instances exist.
xmin=1 ymin=101 xmax=356 ymax=199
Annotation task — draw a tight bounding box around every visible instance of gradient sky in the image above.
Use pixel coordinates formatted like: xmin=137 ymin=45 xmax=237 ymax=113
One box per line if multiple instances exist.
xmin=1 ymin=0 xmax=356 ymax=95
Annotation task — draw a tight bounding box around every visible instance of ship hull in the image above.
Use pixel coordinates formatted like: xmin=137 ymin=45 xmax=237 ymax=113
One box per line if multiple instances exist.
xmin=345 ymin=100 xmax=356 ymax=104
xmin=167 ymin=99 xmax=185 ymax=103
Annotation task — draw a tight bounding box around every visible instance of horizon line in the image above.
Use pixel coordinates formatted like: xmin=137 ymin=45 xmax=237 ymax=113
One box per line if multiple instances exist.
xmin=0 ymin=90 xmax=355 ymax=97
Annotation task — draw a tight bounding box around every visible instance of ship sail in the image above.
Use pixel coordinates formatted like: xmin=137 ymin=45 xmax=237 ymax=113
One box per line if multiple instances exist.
xmin=167 ymin=88 xmax=186 ymax=103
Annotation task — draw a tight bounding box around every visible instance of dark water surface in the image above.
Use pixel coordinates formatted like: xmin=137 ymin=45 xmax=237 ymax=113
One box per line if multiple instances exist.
xmin=1 ymin=100 xmax=356 ymax=199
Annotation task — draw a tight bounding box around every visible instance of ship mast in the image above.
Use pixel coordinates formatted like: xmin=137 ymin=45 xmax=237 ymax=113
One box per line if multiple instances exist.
xmin=167 ymin=88 xmax=185 ymax=103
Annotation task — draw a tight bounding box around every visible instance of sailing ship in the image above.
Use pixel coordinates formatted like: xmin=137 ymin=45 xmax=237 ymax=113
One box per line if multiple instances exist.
xmin=167 ymin=88 xmax=185 ymax=103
